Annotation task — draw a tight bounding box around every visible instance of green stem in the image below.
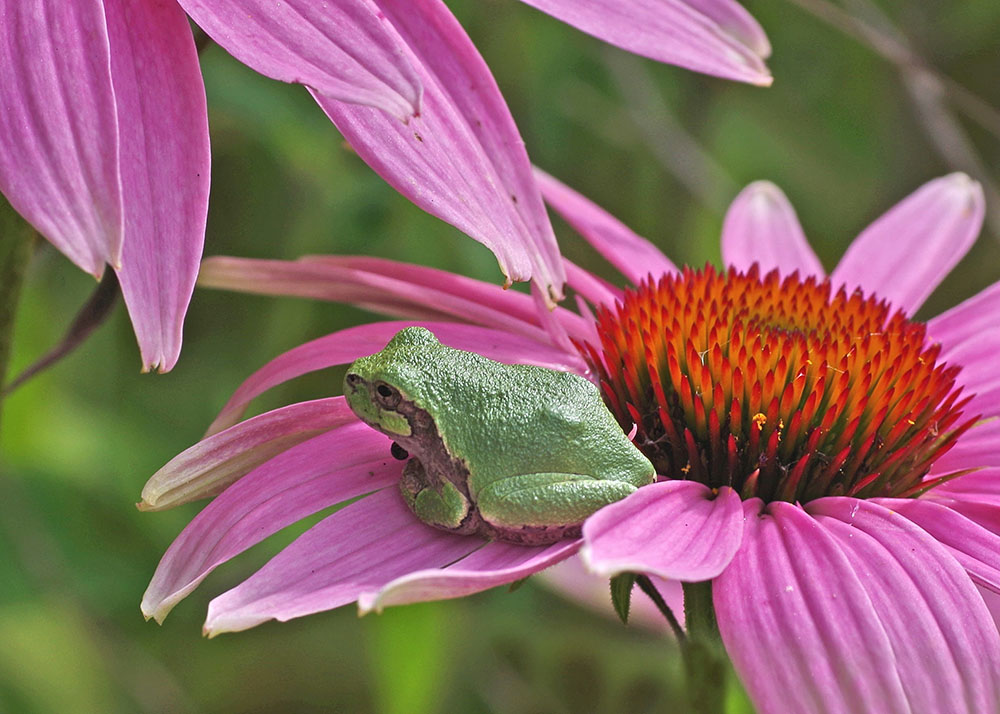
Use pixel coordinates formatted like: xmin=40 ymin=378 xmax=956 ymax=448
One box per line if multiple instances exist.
xmin=635 ymin=575 xmax=687 ymax=643
xmin=0 ymin=198 xmax=35 ymax=435
xmin=681 ymin=580 xmax=728 ymax=714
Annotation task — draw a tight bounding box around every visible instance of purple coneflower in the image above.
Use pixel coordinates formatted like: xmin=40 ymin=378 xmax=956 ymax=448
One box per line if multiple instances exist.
xmin=142 ymin=171 xmax=1000 ymax=712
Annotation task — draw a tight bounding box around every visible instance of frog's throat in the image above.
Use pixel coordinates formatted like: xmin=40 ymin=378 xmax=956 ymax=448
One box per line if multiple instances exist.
xmin=384 ymin=398 xmax=477 ymax=505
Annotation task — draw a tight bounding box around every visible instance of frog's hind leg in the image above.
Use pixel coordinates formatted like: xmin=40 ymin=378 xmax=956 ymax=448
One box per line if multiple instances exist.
xmin=476 ymin=473 xmax=637 ymax=545
xmin=399 ymin=458 xmax=482 ymax=536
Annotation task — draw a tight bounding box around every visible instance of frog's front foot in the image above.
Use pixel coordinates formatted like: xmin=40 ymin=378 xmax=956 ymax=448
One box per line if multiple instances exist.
xmin=399 ymin=458 xmax=482 ymax=536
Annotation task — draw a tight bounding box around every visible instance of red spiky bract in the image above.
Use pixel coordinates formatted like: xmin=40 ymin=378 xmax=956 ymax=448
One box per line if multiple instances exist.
xmin=584 ymin=264 xmax=977 ymax=503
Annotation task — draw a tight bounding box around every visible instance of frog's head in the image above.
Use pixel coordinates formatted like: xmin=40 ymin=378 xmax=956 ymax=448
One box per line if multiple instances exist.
xmin=343 ymin=327 xmax=443 ymax=436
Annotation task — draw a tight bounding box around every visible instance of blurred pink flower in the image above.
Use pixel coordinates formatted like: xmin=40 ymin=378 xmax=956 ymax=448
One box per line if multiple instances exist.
xmin=143 ymin=169 xmax=1000 ymax=714
xmin=0 ymin=0 xmax=769 ymax=372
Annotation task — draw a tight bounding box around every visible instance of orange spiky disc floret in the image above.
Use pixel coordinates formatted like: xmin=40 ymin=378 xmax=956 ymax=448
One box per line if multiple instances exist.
xmin=582 ymin=264 xmax=978 ymax=503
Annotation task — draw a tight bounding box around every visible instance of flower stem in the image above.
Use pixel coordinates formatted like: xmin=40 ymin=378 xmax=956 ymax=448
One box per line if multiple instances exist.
xmin=635 ymin=575 xmax=686 ymax=642
xmin=0 ymin=199 xmax=35 ymax=434
xmin=681 ymin=580 xmax=728 ymax=714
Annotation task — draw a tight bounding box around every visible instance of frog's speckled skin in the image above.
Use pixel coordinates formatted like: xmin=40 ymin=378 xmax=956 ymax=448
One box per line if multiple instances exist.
xmin=344 ymin=327 xmax=655 ymax=545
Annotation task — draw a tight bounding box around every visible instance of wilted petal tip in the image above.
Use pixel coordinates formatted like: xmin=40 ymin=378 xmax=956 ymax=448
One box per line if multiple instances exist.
xmin=942 ymin=172 xmax=984 ymax=212
xmin=356 ymin=593 xmax=380 ymax=615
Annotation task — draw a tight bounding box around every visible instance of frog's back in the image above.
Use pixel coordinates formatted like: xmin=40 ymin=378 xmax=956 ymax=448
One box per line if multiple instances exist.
xmin=429 ymin=358 xmax=651 ymax=486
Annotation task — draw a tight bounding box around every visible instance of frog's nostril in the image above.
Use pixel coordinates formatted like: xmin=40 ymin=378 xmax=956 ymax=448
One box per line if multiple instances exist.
xmin=346 ymin=373 xmax=362 ymax=387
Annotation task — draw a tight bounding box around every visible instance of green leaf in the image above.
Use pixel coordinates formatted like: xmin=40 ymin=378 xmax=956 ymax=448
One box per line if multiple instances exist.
xmin=610 ymin=573 xmax=636 ymax=625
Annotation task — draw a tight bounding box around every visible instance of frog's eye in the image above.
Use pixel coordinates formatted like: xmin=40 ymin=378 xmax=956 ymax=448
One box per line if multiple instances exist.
xmin=375 ymin=383 xmax=401 ymax=408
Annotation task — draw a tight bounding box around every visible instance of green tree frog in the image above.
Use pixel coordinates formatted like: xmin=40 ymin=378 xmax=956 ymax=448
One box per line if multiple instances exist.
xmin=344 ymin=327 xmax=655 ymax=545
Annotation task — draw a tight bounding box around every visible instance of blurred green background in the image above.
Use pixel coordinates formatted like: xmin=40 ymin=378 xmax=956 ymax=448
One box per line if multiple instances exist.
xmin=2 ymin=0 xmax=999 ymax=711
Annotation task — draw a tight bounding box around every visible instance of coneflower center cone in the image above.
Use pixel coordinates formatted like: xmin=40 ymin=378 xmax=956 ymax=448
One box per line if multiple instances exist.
xmin=582 ymin=265 xmax=978 ymax=503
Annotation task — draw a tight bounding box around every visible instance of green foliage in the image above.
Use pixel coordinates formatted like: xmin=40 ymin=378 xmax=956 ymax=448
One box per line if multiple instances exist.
xmin=2 ymin=0 xmax=999 ymax=711
xmin=610 ymin=573 xmax=636 ymax=625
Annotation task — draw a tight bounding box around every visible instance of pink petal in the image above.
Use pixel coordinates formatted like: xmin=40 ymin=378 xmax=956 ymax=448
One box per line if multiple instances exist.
xmin=831 ymin=174 xmax=985 ymax=315
xmin=936 ymin=328 xmax=1000 ymax=419
xmin=979 ymin=586 xmax=1000 ymax=629
xmin=872 ymin=497 xmax=1000 ymax=594
xmin=534 ymin=168 xmax=677 ymax=287
xmin=564 ymin=261 xmax=623 ymax=311
xmin=529 ymin=282 xmax=594 ymax=358
xmin=207 ymin=319 xmax=584 ymax=435
xmin=581 ymin=481 xmax=743 ymax=580
xmin=0 ymin=0 xmax=121 ymax=276
xmin=313 ymin=254 xmax=597 ymax=341
xmin=928 ymin=280 xmax=1000 ymax=349
xmin=177 ymin=0 xmax=421 ymax=119
xmin=715 ymin=500 xmax=908 ymax=714
xmin=141 ymin=424 xmax=397 ymax=623
xmin=516 ymin=0 xmax=771 ymax=86
xmin=204 ymin=489 xmax=482 ymax=634
xmin=928 ymin=469 xmax=1000 ymax=509
xmin=103 ymin=0 xmax=210 ymax=372
xmin=932 ymin=419 xmax=1000 ymax=472
xmin=808 ymin=498 xmax=1000 ymax=713
xmin=358 ymin=539 xmax=580 ymax=613
xmin=681 ymin=0 xmax=772 ymax=58
xmin=140 ymin=398 xmax=353 ymax=512
xmin=922 ymin=481 xmax=1000 ymax=541
xmin=540 ymin=555 xmax=684 ymax=632
xmin=721 ymin=181 xmax=824 ymax=278
xmin=199 ymin=255 xmax=551 ymax=344
xmin=315 ymin=0 xmax=565 ymax=303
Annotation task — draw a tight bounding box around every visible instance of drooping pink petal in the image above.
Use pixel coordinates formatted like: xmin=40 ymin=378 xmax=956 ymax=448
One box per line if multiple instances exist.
xmin=928 ymin=280 xmax=1000 ymax=349
xmin=540 ymin=555 xmax=684 ymax=632
xmin=315 ymin=0 xmax=565 ymax=303
xmin=358 ymin=539 xmax=580 ymax=613
xmin=516 ymin=0 xmax=771 ymax=86
xmin=873 ymin=497 xmax=1000 ymax=594
xmin=199 ymin=256 xmax=551 ymax=344
xmin=0 ymin=0 xmax=121 ymax=276
xmin=581 ymin=481 xmax=742 ymax=580
xmin=310 ymin=254 xmax=595 ymax=342
xmin=529 ymin=282 xmax=594 ymax=357
xmin=140 ymin=398 xmax=353 ymax=512
xmin=721 ymin=181 xmax=824 ymax=278
xmin=103 ymin=0 xmax=210 ymax=372
xmin=932 ymin=419 xmax=1000 ymax=472
xmin=808 ymin=498 xmax=1000 ymax=713
xmin=177 ymin=0 xmax=422 ymax=119
xmin=534 ymin=168 xmax=677 ymax=286
xmin=207 ymin=320 xmax=585 ymax=435
xmin=935 ymin=328 xmax=1000 ymax=419
xmin=714 ymin=500 xmax=909 ymax=714
xmin=564 ymin=261 xmax=623 ymax=311
xmin=830 ymin=174 xmax=985 ymax=315
xmin=141 ymin=424 xmax=397 ymax=623
xmin=681 ymin=0 xmax=772 ymax=57
xmin=204 ymin=489 xmax=483 ymax=635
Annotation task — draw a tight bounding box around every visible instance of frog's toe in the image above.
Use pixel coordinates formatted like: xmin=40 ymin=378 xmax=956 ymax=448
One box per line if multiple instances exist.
xmin=399 ymin=459 xmax=479 ymax=535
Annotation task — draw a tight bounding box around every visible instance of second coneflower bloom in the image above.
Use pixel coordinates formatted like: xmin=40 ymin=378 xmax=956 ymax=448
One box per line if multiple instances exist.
xmin=143 ymin=172 xmax=1000 ymax=714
